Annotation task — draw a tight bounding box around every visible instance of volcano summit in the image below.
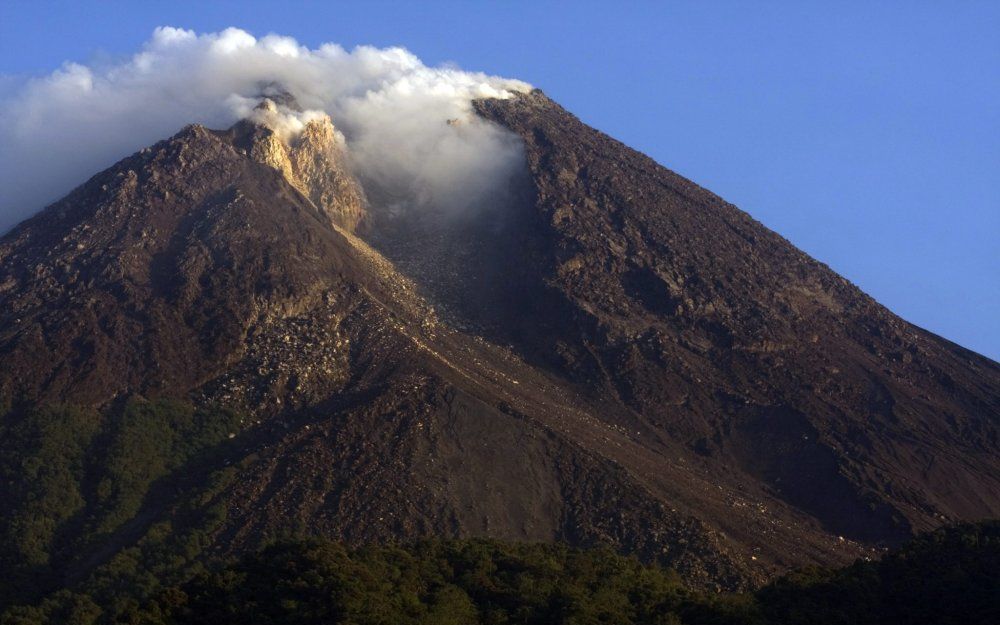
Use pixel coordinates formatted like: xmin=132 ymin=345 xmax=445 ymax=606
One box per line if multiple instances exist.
xmin=0 ymin=27 xmax=997 ymax=623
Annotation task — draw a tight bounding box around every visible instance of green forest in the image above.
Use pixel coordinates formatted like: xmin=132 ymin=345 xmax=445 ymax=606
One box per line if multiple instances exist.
xmin=0 ymin=400 xmax=997 ymax=625
xmin=3 ymin=522 xmax=997 ymax=625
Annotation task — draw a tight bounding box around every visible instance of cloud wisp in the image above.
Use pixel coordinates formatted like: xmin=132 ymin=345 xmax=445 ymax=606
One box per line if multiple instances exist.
xmin=0 ymin=27 xmax=532 ymax=232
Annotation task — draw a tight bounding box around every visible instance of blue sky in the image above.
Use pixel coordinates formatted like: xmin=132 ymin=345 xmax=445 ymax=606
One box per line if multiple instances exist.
xmin=2 ymin=1 xmax=998 ymax=360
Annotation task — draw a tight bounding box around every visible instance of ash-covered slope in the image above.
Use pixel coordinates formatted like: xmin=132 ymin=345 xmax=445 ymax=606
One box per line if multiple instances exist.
xmin=0 ymin=119 xmax=372 ymax=408
xmin=0 ymin=91 xmax=997 ymax=606
xmin=467 ymin=91 xmax=1000 ymax=541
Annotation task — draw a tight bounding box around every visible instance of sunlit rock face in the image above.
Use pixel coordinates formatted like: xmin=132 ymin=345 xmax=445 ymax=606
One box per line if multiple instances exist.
xmin=242 ymin=98 xmax=369 ymax=232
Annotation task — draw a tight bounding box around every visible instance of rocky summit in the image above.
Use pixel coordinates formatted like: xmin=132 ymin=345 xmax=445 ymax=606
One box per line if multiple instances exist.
xmin=0 ymin=89 xmax=997 ymax=607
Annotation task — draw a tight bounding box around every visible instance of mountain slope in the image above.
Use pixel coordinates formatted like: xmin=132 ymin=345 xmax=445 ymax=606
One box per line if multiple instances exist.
xmin=469 ymin=90 xmax=1000 ymax=540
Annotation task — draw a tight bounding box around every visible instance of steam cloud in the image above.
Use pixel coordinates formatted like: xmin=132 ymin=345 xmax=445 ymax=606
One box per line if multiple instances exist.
xmin=0 ymin=27 xmax=532 ymax=232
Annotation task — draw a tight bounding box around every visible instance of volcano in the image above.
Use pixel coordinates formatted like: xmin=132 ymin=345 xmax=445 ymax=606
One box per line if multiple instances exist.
xmin=0 ymin=89 xmax=997 ymax=607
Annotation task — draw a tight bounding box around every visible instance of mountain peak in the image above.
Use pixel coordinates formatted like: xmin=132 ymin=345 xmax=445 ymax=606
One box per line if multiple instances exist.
xmin=0 ymin=89 xmax=996 ymax=602
xmin=253 ymin=97 xmax=280 ymax=114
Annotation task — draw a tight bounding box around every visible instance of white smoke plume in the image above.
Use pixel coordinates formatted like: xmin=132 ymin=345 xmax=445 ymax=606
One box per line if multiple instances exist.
xmin=0 ymin=27 xmax=532 ymax=232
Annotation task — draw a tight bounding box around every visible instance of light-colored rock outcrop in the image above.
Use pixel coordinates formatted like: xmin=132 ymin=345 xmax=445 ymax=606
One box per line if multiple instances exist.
xmin=247 ymin=98 xmax=368 ymax=232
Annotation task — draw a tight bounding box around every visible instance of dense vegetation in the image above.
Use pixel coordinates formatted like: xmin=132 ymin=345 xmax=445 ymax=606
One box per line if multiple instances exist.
xmin=0 ymin=398 xmax=243 ymax=618
xmin=149 ymin=522 xmax=1000 ymax=625
xmin=0 ymin=400 xmax=996 ymax=624
xmin=3 ymin=521 xmax=998 ymax=624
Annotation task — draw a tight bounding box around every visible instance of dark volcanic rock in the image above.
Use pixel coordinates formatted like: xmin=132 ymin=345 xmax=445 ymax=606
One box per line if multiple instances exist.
xmin=472 ymin=90 xmax=1000 ymax=542
xmin=0 ymin=123 xmax=374 ymax=407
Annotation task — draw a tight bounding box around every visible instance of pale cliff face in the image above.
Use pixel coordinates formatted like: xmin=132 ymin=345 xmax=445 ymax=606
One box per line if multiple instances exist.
xmin=245 ymin=98 xmax=369 ymax=232
xmin=290 ymin=117 xmax=368 ymax=232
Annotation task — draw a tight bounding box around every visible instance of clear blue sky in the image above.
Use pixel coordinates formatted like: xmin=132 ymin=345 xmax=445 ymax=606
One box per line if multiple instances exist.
xmin=2 ymin=1 xmax=998 ymax=360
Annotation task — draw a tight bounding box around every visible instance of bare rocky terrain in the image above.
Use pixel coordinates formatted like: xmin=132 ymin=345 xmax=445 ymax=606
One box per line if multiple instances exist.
xmin=0 ymin=90 xmax=997 ymax=596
